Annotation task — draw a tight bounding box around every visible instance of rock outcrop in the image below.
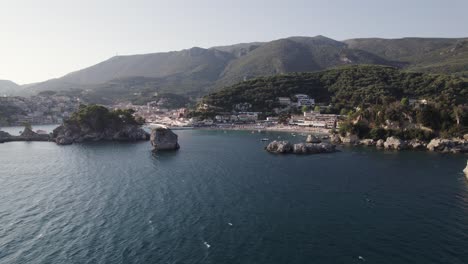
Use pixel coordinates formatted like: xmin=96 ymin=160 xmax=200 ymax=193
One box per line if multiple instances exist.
xmin=426 ymin=138 xmax=468 ymax=153
xmin=383 ymin=136 xmax=406 ymax=150
xmin=359 ymin=139 xmax=375 ymax=146
xmin=340 ymin=134 xmax=359 ymax=144
xmin=306 ymin=135 xmax=321 ymax=143
xmin=376 ymin=139 xmax=385 ymax=148
xmin=266 ymin=140 xmax=337 ymax=154
xmin=407 ymin=139 xmax=427 ymax=150
xmin=19 ymin=127 xmax=50 ymax=141
xmin=0 ymin=129 xmax=50 ymax=143
xmin=265 ymin=140 xmax=293 ymax=153
xmin=150 ymin=127 xmax=180 ymax=151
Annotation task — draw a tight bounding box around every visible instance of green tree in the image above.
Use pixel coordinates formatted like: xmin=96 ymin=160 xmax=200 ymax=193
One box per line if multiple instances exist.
xmin=400 ymin=97 xmax=409 ymax=107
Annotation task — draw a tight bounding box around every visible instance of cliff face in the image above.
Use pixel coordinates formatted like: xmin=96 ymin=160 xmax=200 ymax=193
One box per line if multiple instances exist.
xmin=150 ymin=128 xmax=180 ymax=151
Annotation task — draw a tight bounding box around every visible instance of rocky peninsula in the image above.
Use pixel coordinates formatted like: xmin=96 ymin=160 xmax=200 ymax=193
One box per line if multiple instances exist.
xmin=1 ymin=105 xmax=150 ymax=145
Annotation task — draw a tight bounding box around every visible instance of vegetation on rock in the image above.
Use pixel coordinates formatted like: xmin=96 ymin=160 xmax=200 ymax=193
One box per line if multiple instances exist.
xmin=66 ymin=104 xmax=144 ymax=132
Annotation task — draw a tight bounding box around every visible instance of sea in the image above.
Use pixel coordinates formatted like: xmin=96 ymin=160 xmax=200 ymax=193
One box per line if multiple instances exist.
xmin=0 ymin=125 xmax=467 ymax=264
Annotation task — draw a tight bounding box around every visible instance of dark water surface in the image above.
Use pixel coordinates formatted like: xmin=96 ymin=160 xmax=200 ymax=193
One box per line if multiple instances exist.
xmin=0 ymin=129 xmax=467 ymax=264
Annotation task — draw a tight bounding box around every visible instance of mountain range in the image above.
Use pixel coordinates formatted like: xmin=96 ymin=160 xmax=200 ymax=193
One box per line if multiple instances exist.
xmin=9 ymin=35 xmax=468 ymax=103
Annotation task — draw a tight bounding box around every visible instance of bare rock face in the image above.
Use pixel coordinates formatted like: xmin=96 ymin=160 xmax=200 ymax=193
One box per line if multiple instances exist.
xmin=293 ymin=143 xmax=336 ymax=154
xmin=359 ymin=139 xmax=375 ymax=146
xmin=376 ymin=139 xmax=385 ymax=148
xmin=265 ymin=140 xmax=293 ymax=153
xmin=306 ymin=135 xmax=321 ymax=143
xmin=150 ymin=128 xmax=180 ymax=151
xmin=384 ymin=136 xmax=406 ymax=150
xmin=266 ymin=141 xmax=337 ymax=154
xmin=427 ymin=138 xmax=468 ymax=153
xmin=340 ymin=134 xmax=359 ymax=145
xmin=408 ymin=139 xmax=427 ymax=150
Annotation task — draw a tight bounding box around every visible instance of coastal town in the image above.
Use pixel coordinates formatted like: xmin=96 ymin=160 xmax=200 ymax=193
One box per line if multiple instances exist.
xmin=112 ymin=93 xmax=343 ymax=133
xmin=0 ymin=95 xmax=81 ymax=126
xmin=0 ymin=92 xmax=344 ymax=134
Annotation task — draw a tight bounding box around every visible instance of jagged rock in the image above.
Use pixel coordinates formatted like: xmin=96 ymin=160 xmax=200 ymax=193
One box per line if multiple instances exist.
xmin=306 ymin=135 xmax=321 ymax=143
xmin=150 ymin=127 xmax=180 ymax=151
xmin=426 ymin=138 xmax=468 ymax=153
xmin=408 ymin=139 xmax=427 ymax=150
xmin=267 ymin=141 xmax=336 ymax=154
xmin=19 ymin=127 xmax=50 ymax=141
xmin=376 ymin=139 xmax=385 ymax=148
xmin=340 ymin=134 xmax=359 ymax=144
xmin=294 ymin=142 xmax=336 ymax=154
xmin=359 ymin=139 xmax=375 ymax=146
xmin=330 ymin=134 xmax=341 ymax=144
xmin=265 ymin=140 xmax=293 ymax=153
xmin=384 ymin=136 xmax=406 ymax=150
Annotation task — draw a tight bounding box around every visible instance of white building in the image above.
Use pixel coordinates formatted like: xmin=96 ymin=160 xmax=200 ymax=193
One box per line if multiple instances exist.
xmin=278 ymin=97 xmax=291 ymax=106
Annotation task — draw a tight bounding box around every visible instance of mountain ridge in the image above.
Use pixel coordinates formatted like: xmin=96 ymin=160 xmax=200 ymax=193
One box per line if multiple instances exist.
xmin=0 ymin=80 xmax=21 ymax=96
xmin=18 ymin=35 xmax=468 ymax=101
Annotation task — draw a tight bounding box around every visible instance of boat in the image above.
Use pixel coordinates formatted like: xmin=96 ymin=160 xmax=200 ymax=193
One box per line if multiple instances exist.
xmin=261 ymin=138 xmax=269 ymax=141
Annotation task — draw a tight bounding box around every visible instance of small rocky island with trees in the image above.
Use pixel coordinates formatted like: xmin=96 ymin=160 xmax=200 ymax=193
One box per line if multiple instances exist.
xmin=0 ymin=105 xmax=150 ymax=145
xmin=0 ymin=104 xmax=181 ymax=151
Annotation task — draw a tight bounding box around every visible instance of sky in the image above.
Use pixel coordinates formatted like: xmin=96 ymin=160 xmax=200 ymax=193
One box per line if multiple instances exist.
xmin=1 ymin=0 xmax=467 ymax=84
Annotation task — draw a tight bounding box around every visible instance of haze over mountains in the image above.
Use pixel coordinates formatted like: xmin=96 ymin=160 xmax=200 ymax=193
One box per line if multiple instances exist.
xmin=0 ymin=80 xmax=21 ymax=96
xmin=6 ymin=35 xmax=468 ymax=102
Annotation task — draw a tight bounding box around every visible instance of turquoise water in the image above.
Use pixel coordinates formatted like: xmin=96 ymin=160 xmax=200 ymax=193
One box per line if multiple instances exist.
xmin=0 ymin=129 xmax=467 ymax=263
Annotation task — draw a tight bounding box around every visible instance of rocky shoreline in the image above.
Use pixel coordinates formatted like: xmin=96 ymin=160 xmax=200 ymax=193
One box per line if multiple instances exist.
xmin=331 ymin=133 xmax=468 ymax=154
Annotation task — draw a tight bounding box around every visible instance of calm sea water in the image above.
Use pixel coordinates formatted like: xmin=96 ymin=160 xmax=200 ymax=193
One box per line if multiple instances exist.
xmin=0 ymin=127 xmax=467 ymax=264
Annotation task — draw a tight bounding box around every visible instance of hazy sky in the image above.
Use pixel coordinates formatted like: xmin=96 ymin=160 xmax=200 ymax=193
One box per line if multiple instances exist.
xmin=1 ymin=0 xmax=467 ymax=84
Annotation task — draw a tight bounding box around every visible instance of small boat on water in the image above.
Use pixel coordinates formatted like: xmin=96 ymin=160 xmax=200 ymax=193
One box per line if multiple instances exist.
xmin=261 ymin=138 xmax=269 ymax=141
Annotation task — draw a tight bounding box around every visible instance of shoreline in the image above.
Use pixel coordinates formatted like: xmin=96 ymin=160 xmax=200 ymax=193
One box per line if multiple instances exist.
xmin=188 ymin=125 xmax=331 ymax=135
